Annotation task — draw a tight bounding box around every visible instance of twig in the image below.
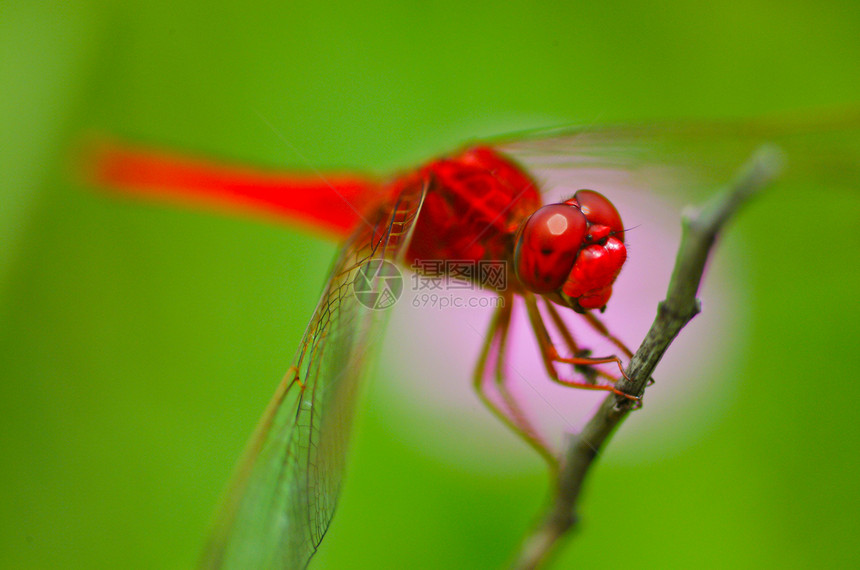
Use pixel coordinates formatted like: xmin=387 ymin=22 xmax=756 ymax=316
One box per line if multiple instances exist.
xmin=510 ymin=145 xmax=785 ymax=570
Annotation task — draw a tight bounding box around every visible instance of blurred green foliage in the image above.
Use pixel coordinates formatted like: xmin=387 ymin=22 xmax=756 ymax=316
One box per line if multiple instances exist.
xmin=1 ymin=1 xmax=859 ymax=568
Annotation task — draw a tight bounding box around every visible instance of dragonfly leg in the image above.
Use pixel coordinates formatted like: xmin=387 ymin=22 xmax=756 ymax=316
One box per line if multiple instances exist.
xmin=473 ymin=295 xmax=558 ymax=468
xmin=542 ymin=300 xmax=620 ymax=385
xmin=524 ymin=294 xmax=639 ymax=401
xmin=580 ymin=310 xmax=634 ymax=358
xmin=581 ymin=308 xmax=655 ymax=385
xmin=492 ymin=295 xmax=561 ymax=469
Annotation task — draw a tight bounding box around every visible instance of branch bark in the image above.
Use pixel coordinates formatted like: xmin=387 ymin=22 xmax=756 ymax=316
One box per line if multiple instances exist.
xmin=510 ymin=145 xmax=785 ymax=570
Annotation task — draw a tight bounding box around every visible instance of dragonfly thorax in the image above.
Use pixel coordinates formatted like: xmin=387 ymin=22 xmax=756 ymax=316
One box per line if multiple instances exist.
xmin=400 ymin=146 xmax=542 ymax=290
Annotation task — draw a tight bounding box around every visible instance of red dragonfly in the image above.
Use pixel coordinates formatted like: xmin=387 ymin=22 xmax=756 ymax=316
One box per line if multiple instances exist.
xmin=84 ymin=111 xmax=859 ymax=569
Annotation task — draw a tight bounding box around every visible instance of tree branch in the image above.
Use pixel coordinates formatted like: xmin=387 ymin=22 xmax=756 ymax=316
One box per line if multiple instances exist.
xmin=510 ymin=145 xmax=785 ymax=570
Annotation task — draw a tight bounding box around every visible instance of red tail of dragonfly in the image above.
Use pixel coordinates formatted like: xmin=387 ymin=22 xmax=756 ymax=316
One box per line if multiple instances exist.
xmin=81 ymin=111 xmax=860 ymax=568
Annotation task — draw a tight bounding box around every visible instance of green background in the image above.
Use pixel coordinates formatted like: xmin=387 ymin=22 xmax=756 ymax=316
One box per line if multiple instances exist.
xmin=2 ymin=1 xmax=859 ymax=568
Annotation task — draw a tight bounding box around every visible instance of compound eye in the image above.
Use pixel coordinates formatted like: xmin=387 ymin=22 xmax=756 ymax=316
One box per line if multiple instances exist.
xmin=572 ymin=190 xmax=624 ymax=241
xmin=514 ymin=204 xmax=588 ymax=293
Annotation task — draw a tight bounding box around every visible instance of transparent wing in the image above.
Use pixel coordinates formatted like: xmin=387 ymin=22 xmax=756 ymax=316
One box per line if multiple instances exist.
xmin=201 ymin=182 xmax=426 ymax=569
xmin=494 ymin=109 xmax=860 ymax=196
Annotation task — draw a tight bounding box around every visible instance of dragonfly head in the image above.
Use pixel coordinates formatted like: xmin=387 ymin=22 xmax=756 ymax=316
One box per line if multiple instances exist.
xmin=513 ymin=190 xmax=626 ymax=313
